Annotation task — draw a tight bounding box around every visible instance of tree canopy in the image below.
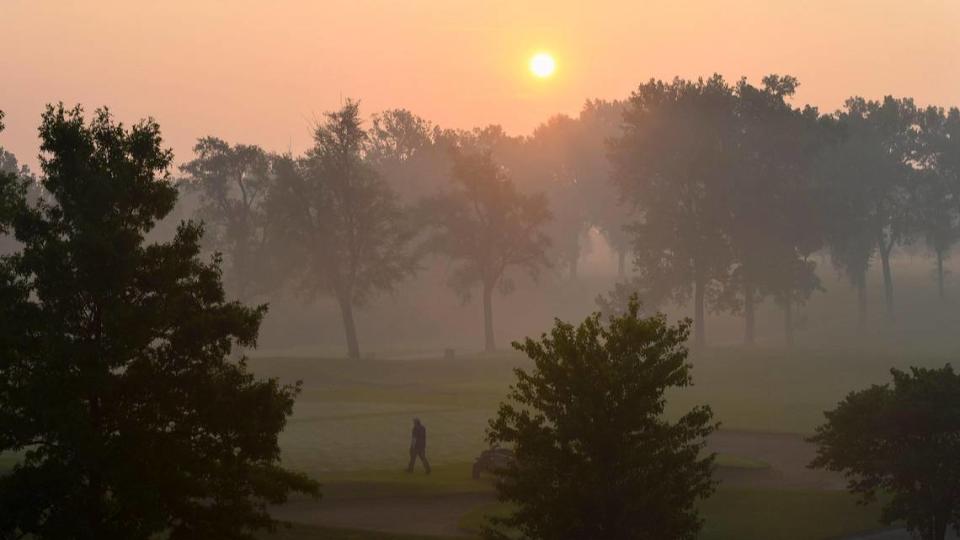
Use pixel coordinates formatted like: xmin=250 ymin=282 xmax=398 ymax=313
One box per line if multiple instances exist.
xmin=485 ymin=297 xmax=716 ymax=540
xmin=810 ymin=365 xmax=960 ymax=540
xmin=422 ymin=149 xmax=551 ymax=352
xmin=265 ymin=100 xmax=418 ymax=360
xmin=0 ymin=105 xmax=317 ymax=539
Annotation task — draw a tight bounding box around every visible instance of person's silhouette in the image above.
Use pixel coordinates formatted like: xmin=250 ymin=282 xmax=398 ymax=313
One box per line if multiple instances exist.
xmin=406 ymin=418 xmax=431 ymax=474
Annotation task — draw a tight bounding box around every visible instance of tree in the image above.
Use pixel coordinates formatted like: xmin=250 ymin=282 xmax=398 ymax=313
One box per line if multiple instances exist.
xmin=484 ymin=297 xmax=717 ymax=540
xmin=266 ymin=101 xmax=417 ymax=360
xmin=823 ymin=97 xmax=917 ymax=323
xmin=0 ymin=104 xmax=317 ymax=539
xmin=810 ymin=365 xmax=960 ymax=540
xmin=367 ymin=109 xmax=451 ymax=203
xmin=422 ymin=150 xmax=551 ymax=353
xmin=0 ymin=111 xmax=25 ymax=236
xmin=718 ymin=76 xmax=826 ymax=345
xmin=610 ymin=76 xmax=738 ymax=349
xmin=180 ymin=137 xmax=274 ymax=302
xmin=916 ymin=106 xmax=960 ymax=300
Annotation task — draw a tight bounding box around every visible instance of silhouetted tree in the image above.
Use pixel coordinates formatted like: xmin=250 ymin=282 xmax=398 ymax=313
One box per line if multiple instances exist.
xmin=180 ymin=137 xmax=273 ymax=301
xmin=0 ymin=111 xmax=40 ymax=255
xmin=484 ymin=297 xmax=716 ymax=540
xmin=0 ymin=104 xmax=317 ymax=539
xmin=367 ymin=109 xmax=451 ymax=202
xmin=810 ymin=365 xmax=960 ymax=540
xmin=823 ymin=97 xmax=918 ymax=323
xmin=719 ymin=76 xmax=826 ymax=345
xmin=422 ymin=150 xmax=551 ymax=352
xmin=266 ymin=101 xmax=418 ymax=360
xmin=611 ymin=76 xmax=738 ymax=348
xmin=916 ymin=106 xmax=960 ymax=299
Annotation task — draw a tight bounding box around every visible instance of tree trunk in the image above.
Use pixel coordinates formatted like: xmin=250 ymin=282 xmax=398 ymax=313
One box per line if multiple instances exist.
xmin=694 ymin=275 xmax=706 ymax=350
xmin=784 ymin=298 xmax=794 ymax=348
xmin=879 ymin=242 xmax=894 ymax=321
xmin=743 ymin=275 xmax=755 ymax=346
xmin=482 ymin=281 xmax=495 ymax=353
xmin=856 ymin=278 xmax=867 ymax=332
xmin=617 ymin=249 xmax=626 ymax=278
xmin=937 ymin=249 xmax=945 ymax=300
xmin=337 ymin=292 xmax=361 ymax=360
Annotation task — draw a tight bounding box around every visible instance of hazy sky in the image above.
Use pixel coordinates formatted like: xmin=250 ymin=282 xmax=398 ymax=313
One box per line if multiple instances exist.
xmin=1 ymin=0 xmax=958 ymax=170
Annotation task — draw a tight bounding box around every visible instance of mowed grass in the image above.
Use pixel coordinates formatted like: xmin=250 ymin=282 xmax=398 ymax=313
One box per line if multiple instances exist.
xmin=459 ymin=488 xmax=886 ymax=540
xmin=247 ymin=344 xmax=957 ymax=475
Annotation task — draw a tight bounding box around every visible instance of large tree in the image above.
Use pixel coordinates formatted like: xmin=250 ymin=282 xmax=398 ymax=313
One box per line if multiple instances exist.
xmin=916 ymin=106 xmax=960 ymax=299
xmin=484 ymin=297 xmax=716 ymax=540
xmin=180 ymin=137 xmax=274 ymax=302
xmin=810 ymin=365 xmax=960 ymax=540
xmin=823 ymin=97 xmax=918 ymax=323
xmin=718 ymin=76 xmax=826 ymax=345
xmin=0 ymin=105 xmax=317 ymax=539
xmin=422 ymin=150 xmax=551 ymax=352
xmin=610 ymin=76 xmax=738 ymax=349
xmin=266 ymin=101 xmax=417 ymax=360
xmin=367 ymin=109 xmax=453 ymax=203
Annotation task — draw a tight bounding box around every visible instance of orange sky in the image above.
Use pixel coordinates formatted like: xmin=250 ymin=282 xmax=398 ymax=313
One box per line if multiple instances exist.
xmin=1 ymin=0 xmax=958 ymax=170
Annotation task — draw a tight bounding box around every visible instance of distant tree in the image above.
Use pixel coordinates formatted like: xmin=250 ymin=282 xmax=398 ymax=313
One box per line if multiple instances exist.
xmin=367 ymin=109 xmax=451 ymax=202
xmin=180 ymin=137 xmax=274 ymax=301
xmin=484 ymin=297 xmax=717 ymax=540
xmin=610 ymin=76 xmax=738 ymax=348
xmin=266 ymin=101 xmax=418 ymax=360
xmin=422 ymin=150 xmax=551 ymax=352
xmin=527 ymin=102 xmax=627 ymax=282
xmin=916 ymin=106 xmax=960 ymax=299
xmin=0 ymin=111 xmax=24 ymax=234
xmin=526 ymin=115 xmax=590 ymax=280
xmin=823 ymin=97 xmax=918 ymax=323
xmin=0 ymin=111 xmax=39 ymax=255
xmin=810 ymin=365 xmax=960 ymax=540
xmin=0 ymin=104 xmax=317 ymax=539
xmin=718 ymin=76 xmax=826 ymax=345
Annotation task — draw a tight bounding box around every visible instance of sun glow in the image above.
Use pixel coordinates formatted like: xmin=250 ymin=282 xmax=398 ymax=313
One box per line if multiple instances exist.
xmin=529 ymin=52 xmax=556 ymax=78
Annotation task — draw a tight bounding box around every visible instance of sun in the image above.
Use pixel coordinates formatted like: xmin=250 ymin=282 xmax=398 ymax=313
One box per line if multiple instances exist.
xmin=529 ymin=52 xmax=556 ymax=78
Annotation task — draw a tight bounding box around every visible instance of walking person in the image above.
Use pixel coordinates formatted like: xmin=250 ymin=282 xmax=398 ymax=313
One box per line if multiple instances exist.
xmin=406 ymin=418 xmax=431 ymax=474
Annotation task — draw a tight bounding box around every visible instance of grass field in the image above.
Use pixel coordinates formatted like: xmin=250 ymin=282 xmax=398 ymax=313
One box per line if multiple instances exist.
xmin=239 ymin=346 xmax=931 ymax=539
xmin=247 ymin=344 xmax=958 ymax=475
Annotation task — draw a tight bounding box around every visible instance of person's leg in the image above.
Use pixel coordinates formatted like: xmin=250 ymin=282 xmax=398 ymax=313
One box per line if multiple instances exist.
xmin=419 ymin=448 xmax=431 ymax=474
xmin=406 ymin=447 xmax=416 ymax=472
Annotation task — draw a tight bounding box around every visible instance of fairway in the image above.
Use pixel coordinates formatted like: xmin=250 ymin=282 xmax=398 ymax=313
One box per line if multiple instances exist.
xmin=237 ymin=347 xmax=924 ymax=538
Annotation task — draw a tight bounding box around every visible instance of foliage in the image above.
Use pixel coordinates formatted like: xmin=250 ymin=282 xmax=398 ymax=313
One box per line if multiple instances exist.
xmin=810 ymin=364 xmax=960 ymax=540
xmin=484 ymin=298 xmax=717 ymax=540
xmin=266 ymin=100 xmax=418 ymax=359
xmin=0 ymin=105 xmax=318 ymax=539
xmin=421 ymin=150 xmax=551 ymax=352
xmin=610 ymin=75 xmax=738 ymax=348
xmin=180 ymin=137 xmax=274 ymax=301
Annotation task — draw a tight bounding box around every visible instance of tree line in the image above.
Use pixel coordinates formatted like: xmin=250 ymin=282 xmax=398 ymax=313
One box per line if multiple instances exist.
xmin=4 ymin=74 xmax=960 ymax=356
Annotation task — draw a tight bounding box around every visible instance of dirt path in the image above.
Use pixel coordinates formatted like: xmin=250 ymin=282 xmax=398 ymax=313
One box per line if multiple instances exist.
xmin=272 ymin=492 xmax=492 ymax=537
xmin=272 ymin=430 xmax=842 ymax=536
xmin=708 ymin=429 xmax=843 ymax=490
